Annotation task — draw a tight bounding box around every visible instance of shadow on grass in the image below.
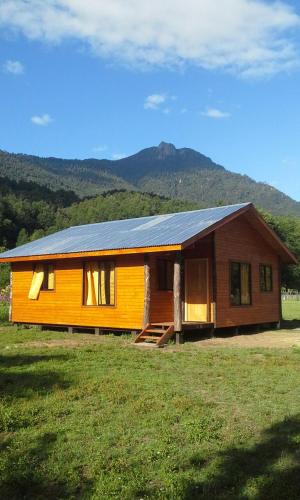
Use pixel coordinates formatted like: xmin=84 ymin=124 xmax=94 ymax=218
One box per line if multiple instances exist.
xmin=0 ymin=353 xmax=72 ymax=398
xmin=0 ymin=431 xmax=94 ymax=499
xmin=0 ymin=353 xmax=71 ymax=368
xmin=183 ymin=415 xmax=300 ymax=499
xmin=281 ymin=319 xmax=300 ymax=330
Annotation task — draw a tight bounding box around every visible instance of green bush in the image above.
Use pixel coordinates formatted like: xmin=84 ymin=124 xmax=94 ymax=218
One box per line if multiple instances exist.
xmin=0 ymin=303 xmax=9 ymax=324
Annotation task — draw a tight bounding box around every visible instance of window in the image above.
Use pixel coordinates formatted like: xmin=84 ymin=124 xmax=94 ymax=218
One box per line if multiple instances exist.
xmin=157 ymin=259 xmax=173 ymax=291
xmin=83 ymin=261 xmax=115 ymax=306
xmin=28 ymin=263 xmax=55 ymax=300
xmin=230 ymin=262 xmax=251 ymax=306
xmin=41 ymin=264 xmax=55 ymax=291
xmin=260 ymin=264 xmax=273 ymax=292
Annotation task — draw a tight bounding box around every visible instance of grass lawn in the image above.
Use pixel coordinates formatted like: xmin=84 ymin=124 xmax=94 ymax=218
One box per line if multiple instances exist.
xmin=1 ymin=327 xmax=300 ymax=499
xmin=282 ymin=300 xmax=300 ymax=321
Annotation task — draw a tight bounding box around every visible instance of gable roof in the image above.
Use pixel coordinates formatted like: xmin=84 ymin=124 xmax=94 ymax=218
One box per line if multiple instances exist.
xmin=0 ymin=202 xmax=296 ymax=264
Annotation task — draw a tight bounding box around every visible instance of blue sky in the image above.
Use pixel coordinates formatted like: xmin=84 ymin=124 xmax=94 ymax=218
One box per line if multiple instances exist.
xmin=0 ymin=0 xmax=300 ymax=200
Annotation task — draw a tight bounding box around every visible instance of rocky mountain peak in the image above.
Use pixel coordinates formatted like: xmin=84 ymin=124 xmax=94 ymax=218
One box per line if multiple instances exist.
xmin=157 ymin=141 xmax=177 ymax=157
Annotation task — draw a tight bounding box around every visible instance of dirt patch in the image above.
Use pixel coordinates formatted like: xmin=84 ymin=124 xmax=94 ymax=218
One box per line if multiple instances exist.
xmin=10 ymin=336 xmax=121 ymax=349
xmin=192 ymin=329 xmax=300 ymax=348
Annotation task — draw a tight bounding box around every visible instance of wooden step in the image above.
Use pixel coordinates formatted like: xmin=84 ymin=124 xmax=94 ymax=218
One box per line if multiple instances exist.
xmin=134 ymin=322 xmax=175 ymax=346
xmin=151 ymin=322 xmax=173 ymax=325
xmin=142 ymin=335 xmax=161 ymax=340
xmin=145 ymin=328 xmax=166 ymax=334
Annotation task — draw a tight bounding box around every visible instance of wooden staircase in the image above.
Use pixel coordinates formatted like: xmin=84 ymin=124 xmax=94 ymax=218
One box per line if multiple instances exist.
xmin=134 ymin=323 xmax=175 ymax=347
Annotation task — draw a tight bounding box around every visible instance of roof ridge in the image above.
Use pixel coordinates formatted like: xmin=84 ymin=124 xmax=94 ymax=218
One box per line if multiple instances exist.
xmin=69 ymin=202 xmax=252 ymax=229
xmin=0 ymin=202 xmax=258 ymax=262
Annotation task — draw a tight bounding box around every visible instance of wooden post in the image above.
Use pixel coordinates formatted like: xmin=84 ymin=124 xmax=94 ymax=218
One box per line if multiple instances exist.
xmin=143 ymin=254 xmax=151 ymax=328
xmin=9 ymin=268 xmax=12 ymax=322
xmin=176 ymin=332 xmax=184 ymax=345
xmin=68 ymin=327 xmax=74 ymax=334
xmin=174 ymin=253 xmax=182 ymax=333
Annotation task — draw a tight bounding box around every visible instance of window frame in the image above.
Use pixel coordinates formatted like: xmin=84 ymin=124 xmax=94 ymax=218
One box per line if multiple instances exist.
xmin=259 ymin=264 xmax=273 ymax=293
xmin=82 ymin=260 xmax=116 ymax=307
xmin=157 ymin=258 xmax=174 ymax=291
xmin=36 ymin=263 xmax=55 ymax=292
xmin=229 ymin=261 xmax=252 ymax=307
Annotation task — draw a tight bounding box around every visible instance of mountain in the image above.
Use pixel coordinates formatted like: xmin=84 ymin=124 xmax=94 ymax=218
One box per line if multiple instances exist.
xmin=106 ymin=142 xmax=224 ymax=182
xmin=1 ymin=142 xmax=299 ymax=216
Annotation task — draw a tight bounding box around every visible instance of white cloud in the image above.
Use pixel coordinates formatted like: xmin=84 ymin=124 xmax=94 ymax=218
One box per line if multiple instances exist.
xmin=3 ymin=59 xmax=24 ymax=74
xmin=144 ymin=93 xmax=176 ymax=113
xmin=144 ymin=93 xmax=166 ymax=109
xmin=31 ymin=114 xmax=53 ymax=126
xmin=111 ymin=153 xmax=126 ymax=160
xmin=0 ymin=1 xmax=299 ymax=77
xmin=201 ymin=108 xmax=231 ymax=119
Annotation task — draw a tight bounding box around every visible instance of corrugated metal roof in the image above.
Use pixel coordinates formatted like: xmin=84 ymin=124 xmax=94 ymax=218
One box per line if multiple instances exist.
xmin=0 ymin=203 xmax=250 ymax=259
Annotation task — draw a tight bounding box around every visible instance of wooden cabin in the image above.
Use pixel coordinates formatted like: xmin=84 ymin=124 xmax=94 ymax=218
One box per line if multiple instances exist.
xmin=0 ymin=203 xmax=296 ymax=345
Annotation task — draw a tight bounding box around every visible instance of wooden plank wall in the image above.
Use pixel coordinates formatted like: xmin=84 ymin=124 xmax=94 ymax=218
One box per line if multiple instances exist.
xmin=11 ymin=255 xmax=145 ymax=329
xmin=149 ymin=254 xmax=174 ymax=323
xmin=215 ymin=214 xmax=280 ymax=327
xmin=148 ymin=238 xmax=214 ymax=324
xmin=183 ymin=236 xmax=214 ymax=322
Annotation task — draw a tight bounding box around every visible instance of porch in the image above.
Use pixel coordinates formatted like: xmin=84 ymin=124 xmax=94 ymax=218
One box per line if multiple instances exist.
xmin=136 ymin=246 xmax=215 ymax=346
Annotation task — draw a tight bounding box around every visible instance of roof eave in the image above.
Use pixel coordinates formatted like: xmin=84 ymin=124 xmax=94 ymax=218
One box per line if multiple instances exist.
xmin=0 ymin=243 xmax=182 ymax=263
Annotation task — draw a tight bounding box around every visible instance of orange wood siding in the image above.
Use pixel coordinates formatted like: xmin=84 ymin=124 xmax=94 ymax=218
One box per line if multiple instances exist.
xmin=215 ymin=215 xmax=280 ymax=327
xmin=11 ymin=255 xmax=145 ymax=330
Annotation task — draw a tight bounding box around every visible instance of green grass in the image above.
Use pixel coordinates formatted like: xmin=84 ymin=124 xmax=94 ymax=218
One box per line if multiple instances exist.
xmin=282 ymin=300 xmax=300 ymax=321
xmin=1 ymin=326 xmax=300 ymax=498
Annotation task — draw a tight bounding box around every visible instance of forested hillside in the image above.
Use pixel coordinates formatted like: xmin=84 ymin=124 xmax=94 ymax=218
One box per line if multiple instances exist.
xmin=0 ymin=176 xmax=79 ymax=249
xmin=0 ymin=150 xmax=134 ymax=196
xmin=1 ymin=142 xmax=300 ymax=216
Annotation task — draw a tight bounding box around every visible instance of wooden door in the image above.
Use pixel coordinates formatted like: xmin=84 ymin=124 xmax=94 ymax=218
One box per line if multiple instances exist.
xmin=185 ymin=259 xmax=208 ymax=322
